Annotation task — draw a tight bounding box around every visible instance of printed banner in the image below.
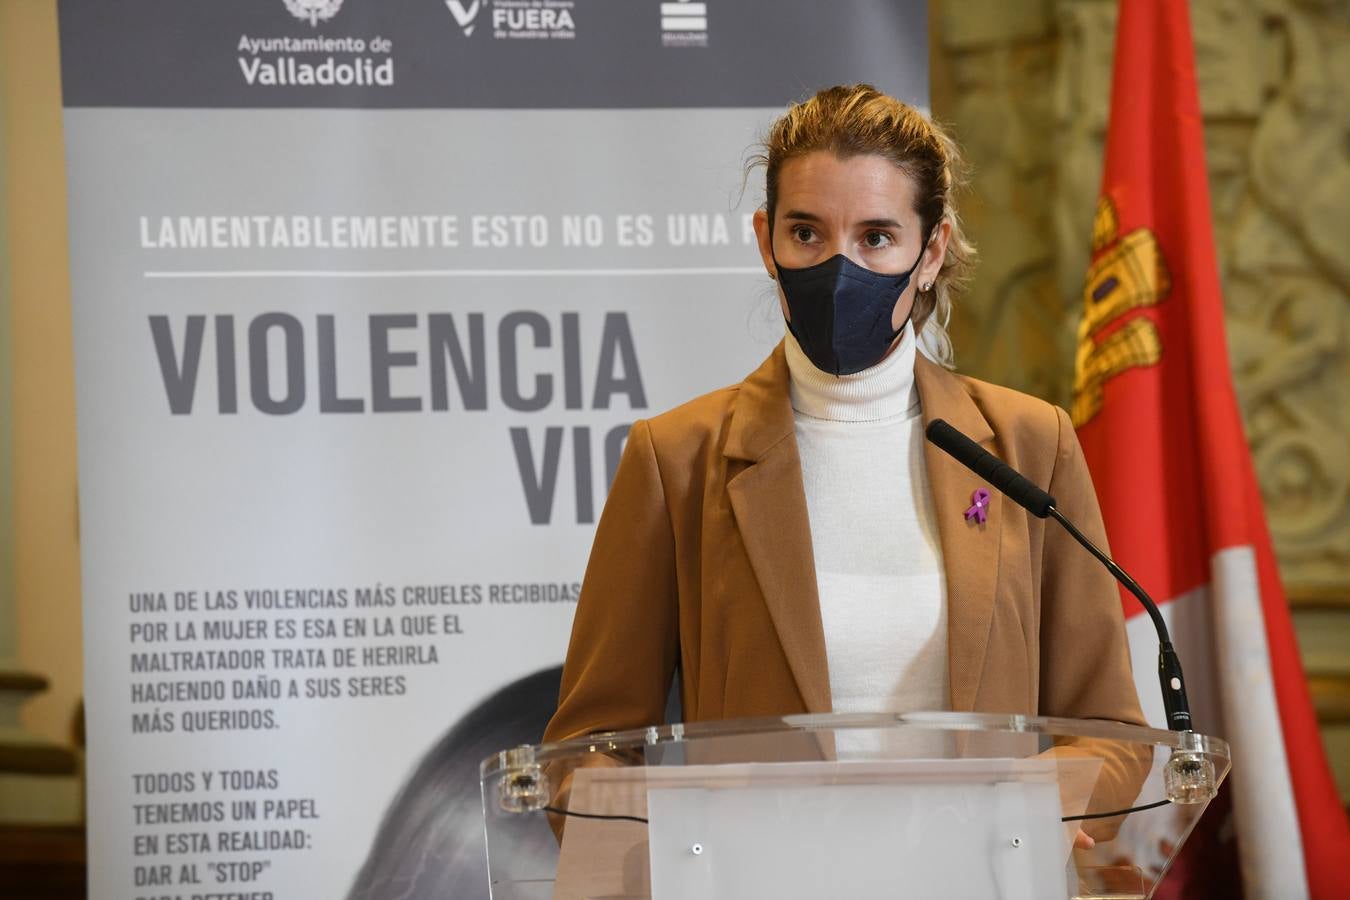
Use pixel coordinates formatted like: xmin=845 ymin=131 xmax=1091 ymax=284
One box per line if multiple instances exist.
xmin=57 ymin=2 xmax=927 ymax=897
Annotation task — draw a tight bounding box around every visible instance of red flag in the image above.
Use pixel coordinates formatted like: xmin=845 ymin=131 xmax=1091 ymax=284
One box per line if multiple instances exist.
xmin=1072 ymin=1 xmax=1350 ymax=897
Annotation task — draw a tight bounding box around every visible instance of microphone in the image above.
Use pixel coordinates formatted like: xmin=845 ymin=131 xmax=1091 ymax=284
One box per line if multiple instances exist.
xmin=925 ymin=418 xmax=1215 ymax=802
xmin=925 ymin=420 xmax=1056 ymax=517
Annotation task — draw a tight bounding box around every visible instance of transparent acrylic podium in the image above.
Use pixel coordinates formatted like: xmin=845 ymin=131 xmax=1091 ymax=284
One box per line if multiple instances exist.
xmin=480 ymin=712 xmax=1228 ymax=900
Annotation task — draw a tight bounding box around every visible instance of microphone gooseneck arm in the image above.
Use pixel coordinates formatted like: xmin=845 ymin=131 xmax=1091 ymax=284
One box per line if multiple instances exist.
xmin=1043 ymin=506 xmax=1168 ymax=645
xmin=1043 ymin=505 xmax=1191 ymax=731
xmin=925 ymin=418 xmax=1193 ymax=732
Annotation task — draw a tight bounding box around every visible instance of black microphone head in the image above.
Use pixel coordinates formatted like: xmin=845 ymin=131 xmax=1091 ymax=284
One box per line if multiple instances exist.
xmin=924 ymin=417 xmax=1056 ymax=518
xmin=925 ymin=418 xmax=992 ymax=475
xmin=925 ymin=419 xmax=969 ymax=456
xmin=923 ymin=418 xmax=977 ymax=464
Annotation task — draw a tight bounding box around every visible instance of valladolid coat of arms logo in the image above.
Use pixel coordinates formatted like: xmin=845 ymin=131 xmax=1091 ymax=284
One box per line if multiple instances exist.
xmin=284 ymin=0 xmax=345 ymax=27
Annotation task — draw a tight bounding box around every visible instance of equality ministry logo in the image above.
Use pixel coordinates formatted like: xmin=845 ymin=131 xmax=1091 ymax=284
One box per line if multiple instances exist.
xmin=661 ymin=1 xmax=708 ymax=47
xmin=284 ymin=0 xmax=346 ymax=27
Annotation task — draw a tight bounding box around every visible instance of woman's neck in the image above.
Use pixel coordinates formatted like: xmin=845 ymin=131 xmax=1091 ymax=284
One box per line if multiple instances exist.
xmin=784 ymin=320 xmax=920 ymax=423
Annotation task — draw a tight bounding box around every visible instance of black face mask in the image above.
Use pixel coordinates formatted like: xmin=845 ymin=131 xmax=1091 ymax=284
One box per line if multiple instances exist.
xmin=775 ymin=243 xmax=927 ymax=376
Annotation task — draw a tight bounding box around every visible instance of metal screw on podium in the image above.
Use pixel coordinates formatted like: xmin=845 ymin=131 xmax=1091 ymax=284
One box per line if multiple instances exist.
xmin=691 ymin=843 xmax=703 ymax=855
xmin=1164 ymin=731 xmax=1218 ymax=804
xmin=1010 ymin=837 xmax=1022 ymax=848
xmin=497 ymin=745 xmax=550 ymax=813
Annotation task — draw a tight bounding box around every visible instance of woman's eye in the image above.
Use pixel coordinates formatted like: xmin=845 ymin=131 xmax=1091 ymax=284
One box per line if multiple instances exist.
xmin=864 ymin=231 xmax=892 ymax=249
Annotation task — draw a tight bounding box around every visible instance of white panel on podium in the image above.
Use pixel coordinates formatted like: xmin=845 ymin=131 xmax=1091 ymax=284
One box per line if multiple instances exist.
xmin=644 ymin=758 xmax=1073 ymax=900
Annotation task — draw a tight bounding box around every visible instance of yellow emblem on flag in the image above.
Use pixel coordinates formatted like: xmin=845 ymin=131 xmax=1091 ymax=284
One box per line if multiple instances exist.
xmin=1071 ymin=196 xmax=1170 ymax=426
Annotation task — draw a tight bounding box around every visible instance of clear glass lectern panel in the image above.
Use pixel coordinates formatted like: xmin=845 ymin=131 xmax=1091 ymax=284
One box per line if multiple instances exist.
xmin=480 ymin=712 xmax=1229 ymax=900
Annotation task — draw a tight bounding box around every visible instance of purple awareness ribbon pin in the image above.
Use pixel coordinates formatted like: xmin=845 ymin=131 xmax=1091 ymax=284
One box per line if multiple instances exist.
xmin=965 ymin=488 xmax=991 ymax=525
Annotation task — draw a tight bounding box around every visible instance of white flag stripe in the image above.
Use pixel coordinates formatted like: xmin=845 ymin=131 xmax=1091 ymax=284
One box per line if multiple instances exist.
xmin=1123 ymin=585 xmax=1221 ymax=736
xmin=1098 ymin=595 xmax=1231 ymax=886
xmin=661 ymin=17 xmax=707 ymax=31
xmin=1123 ymin=552 xmax=1307 ymax=898
xmin=1212 ymin=546 xmax=1308 ymax=900
xmin=660 ymin=3 xmax=706 ymax=14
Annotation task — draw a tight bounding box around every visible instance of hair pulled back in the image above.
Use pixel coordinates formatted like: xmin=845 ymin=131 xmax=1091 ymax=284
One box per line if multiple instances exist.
xmin=751 ymin=84 xmax=976 ymax=367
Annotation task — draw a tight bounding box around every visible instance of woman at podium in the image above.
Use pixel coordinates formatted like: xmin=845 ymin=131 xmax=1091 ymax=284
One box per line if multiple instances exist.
xmin=543 ymin=85 xmax=1148 ymax=823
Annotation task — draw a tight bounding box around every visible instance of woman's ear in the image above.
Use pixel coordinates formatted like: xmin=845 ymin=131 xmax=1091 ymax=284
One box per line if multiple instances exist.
xmin=752 ymin=208 xmax=776 ymax=279
xmin=918 ymin=219 xmax=951 ymax=288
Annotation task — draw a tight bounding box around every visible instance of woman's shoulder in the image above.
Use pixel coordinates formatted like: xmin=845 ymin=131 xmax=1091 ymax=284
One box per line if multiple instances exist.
xmin=640 ymin=345 xmax=789 ymax=458
xmin=959 ymin=372 xmax=1064 ymax=437
xmin=641 ymin=383 xmax=744 ymax=452
xmin=925 ymin=360 xmax=1074 ymax=469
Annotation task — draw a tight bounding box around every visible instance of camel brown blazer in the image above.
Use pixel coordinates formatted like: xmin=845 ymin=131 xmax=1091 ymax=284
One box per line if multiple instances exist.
xmin=543 ymin=343 xmax=1147 ymax=745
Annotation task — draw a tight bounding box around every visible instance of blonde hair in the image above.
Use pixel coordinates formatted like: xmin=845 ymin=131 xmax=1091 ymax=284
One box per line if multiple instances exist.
xmin=750 ymin=84 xmax=976 ymax=367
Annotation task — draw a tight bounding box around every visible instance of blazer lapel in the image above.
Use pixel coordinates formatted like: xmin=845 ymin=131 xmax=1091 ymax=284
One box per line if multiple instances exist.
xmin=719 ymin=347 xmax=1004 ymax=716
xmin=724 ymin=344 xmax=832 ymax=714
xmin=914 ymin=355 xmax=1003 ymax=713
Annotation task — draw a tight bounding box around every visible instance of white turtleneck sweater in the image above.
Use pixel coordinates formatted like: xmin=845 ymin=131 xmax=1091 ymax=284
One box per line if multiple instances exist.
xmin=784 ymin=323 xmax=951 ymax=731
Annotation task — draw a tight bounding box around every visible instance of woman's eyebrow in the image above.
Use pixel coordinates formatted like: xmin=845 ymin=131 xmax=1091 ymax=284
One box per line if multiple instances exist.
xmin=781 ymin=210 xmax=904 ymax=229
